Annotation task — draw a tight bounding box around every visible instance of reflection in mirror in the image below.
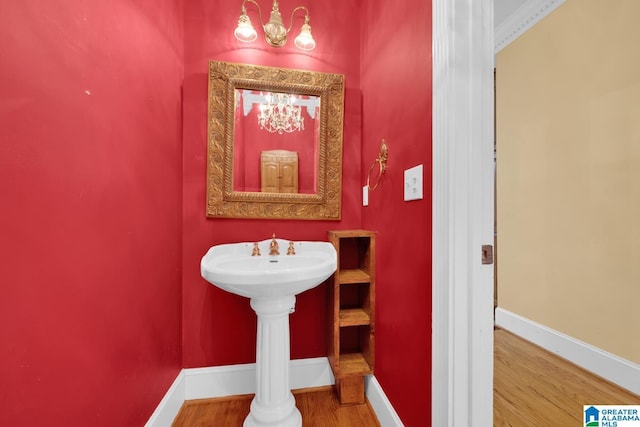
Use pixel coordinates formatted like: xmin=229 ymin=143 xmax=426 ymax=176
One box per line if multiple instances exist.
xmin=206 ymin=61 xmax=344 ymax=220
xmin=233 ymin=89 xmax=321 ymax=194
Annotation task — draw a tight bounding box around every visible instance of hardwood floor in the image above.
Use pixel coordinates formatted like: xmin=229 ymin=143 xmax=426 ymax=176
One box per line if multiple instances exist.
xmin=494 ymin=328 xmax=640 ymax=426
xmin=173 ymin=330 xmax=638 ymax=426
xmin=171 ymin=386 xmax=380 ymax=427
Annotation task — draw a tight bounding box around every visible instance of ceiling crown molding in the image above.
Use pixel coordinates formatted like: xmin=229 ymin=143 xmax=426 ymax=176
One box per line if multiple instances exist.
xmin=495 ymin=0 xmax=565 ymax=53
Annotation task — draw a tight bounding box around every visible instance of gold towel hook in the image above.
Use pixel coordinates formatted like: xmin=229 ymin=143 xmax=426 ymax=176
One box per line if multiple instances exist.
xmin=367 ymin=139 xmax=388 ymax=191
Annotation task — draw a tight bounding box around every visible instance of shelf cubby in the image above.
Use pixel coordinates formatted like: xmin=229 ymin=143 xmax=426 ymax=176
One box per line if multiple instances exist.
xmin=327 ymin=230 xmax=375 ymax=405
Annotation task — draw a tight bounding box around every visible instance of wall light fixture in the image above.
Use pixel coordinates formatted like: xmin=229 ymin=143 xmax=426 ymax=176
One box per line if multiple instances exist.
xmin=234 ymin=0 xmax=316 ymax=50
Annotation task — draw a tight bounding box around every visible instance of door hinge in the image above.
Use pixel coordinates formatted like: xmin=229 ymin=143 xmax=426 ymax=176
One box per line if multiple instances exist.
xmin=482 ymin=245 xmax=494 ymax=265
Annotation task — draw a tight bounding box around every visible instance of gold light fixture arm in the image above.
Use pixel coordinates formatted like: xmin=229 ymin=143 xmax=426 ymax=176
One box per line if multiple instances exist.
xmin=367 ymin=139 xmax=388 ymax=191
xmin=286 ymin=6 xmax=310 ymax=33
xmin=242 ymin=0 xmax=266 ymax=28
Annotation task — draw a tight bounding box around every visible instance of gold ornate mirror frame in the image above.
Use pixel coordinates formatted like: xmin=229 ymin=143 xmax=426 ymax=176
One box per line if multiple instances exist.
xmin=206 ymin=61 xmax=345 ymax=220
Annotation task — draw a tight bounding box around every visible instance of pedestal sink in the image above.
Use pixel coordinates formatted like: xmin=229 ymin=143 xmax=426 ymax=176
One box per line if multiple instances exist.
xmin=201 ymin=237 xmax=337 ymax=427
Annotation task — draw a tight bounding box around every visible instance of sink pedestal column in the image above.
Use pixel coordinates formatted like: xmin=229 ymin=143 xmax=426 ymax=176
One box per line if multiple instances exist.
xmin=245 ymin=295 xmax=301 ymax=427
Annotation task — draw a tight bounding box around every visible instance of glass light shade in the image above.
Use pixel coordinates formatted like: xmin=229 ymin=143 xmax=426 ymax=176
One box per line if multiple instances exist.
xmin=294 ymin=23 xmax=315 ymax=50
xmin=234 ymin=13 xmax=257 ymax=42
xmin=264 ymin=9 xmax=287 ymax=47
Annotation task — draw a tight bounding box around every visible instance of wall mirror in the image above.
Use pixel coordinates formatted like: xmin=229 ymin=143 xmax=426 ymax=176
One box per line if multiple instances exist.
xmin=206 ymin=61 xmax=345 ymax=219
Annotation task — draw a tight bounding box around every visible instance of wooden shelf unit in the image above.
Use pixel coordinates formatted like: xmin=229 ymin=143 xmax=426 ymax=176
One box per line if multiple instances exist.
xmin=327 ymin=230 xmax=375 ymax=405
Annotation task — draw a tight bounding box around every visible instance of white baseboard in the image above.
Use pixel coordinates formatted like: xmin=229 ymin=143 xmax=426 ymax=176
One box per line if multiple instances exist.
xmin=366 ymin=375 xmax=404 ymax=427
xmin=144 ymin=370 xmax=185 ymax=427
xmin=145 ymin=357 xmax=401 ymax=427
xmin=184 ymin=356 xmax=335 ymax=400
xmin=495 ymin=307 xmax=640 ymax=396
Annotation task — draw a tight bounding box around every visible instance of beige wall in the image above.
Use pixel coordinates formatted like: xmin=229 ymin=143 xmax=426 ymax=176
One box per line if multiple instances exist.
xmin=496 ymin=0 xmax=640 ymax=363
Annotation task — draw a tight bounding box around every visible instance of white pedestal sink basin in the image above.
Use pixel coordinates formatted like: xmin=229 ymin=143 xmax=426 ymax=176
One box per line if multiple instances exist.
xmin=201 ymin=237 xmax=337 ymax=427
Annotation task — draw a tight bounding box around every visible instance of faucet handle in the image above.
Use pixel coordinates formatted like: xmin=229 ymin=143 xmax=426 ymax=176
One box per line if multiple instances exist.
xmin=287 ymin=241 xmax=296 ymax=255
xmin=251 ymin=242 xmax=261 ymax=256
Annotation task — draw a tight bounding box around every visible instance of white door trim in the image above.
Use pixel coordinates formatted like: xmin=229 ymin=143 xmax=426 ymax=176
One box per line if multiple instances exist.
xmin=432 ymin=1 xmax=495 ymax=426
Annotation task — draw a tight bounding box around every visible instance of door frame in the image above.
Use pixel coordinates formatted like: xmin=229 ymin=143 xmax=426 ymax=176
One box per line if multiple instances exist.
xmin=432 ymin=1 xmax=495 ymax=426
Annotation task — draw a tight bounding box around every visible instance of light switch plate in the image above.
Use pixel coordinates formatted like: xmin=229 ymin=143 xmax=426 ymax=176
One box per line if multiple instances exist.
xmin=362 ymin=185 xmax=368 ymax=206
xmin=404 ymin=164 xmax=423 ymax=201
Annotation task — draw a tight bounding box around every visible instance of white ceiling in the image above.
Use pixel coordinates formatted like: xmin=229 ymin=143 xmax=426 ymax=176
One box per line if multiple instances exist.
xmin=493 ymin=0 xmax=565 ymax=52
xmin=494 ymin=0 xmax=529 ymax=28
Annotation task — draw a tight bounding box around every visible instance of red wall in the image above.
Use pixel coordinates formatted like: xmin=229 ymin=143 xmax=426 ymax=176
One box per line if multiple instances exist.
xmin=183 ymin=1 xmax=432 ymax=425
xmin=0 ymin=1 xmax=433 ymax=425
xmin=0 ymin=1 xmax=183 ymax=426
xmin=182 ymin=0 xmax=362 ymax=368
xmin=361 ymin=1 xmax=433 ymax=425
